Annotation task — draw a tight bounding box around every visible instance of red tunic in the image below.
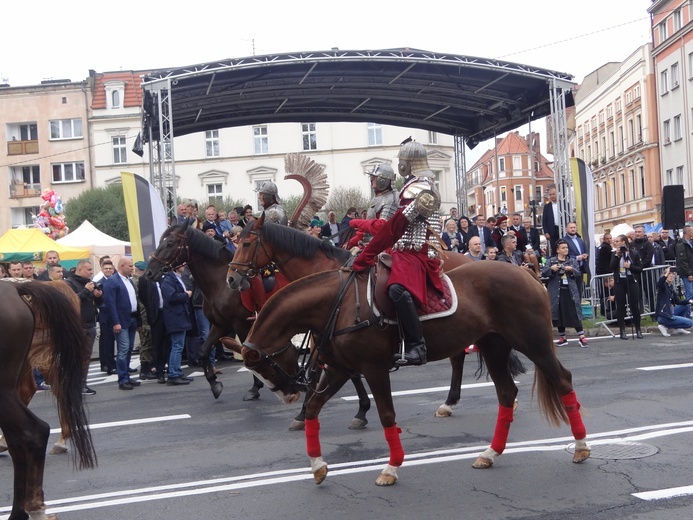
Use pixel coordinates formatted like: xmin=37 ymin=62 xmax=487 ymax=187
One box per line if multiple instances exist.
xmin=352 ymin=208 xmax=443 ymax=306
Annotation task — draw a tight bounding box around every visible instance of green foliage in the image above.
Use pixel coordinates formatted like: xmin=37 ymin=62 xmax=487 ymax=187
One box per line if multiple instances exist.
xmin=199 ymin=196 xmax=250 ymax=214
xmin=324 ymin=186 xmax=370 ymax=219
xmin=64 ymin=184 xmax=129 ymax=241
xmin=282 ymin=194 xmax=302 ymax=221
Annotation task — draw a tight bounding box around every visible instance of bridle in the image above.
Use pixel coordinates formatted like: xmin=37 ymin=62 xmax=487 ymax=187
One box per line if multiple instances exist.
xmin=241 ymin=340 xmax=309 ymax=393
xmin=228 ymin=230 xmax=287 ymax=284
xmin=149 ymin=231 xmax=190 ymax=274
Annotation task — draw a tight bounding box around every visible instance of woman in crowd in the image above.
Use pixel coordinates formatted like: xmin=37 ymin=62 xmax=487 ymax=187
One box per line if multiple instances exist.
xmin=457 ymin=216 xmax=473 ymax=253
xmin=610 ymin=234 xmax=643 ymax=339
xmin=542 ymin=239 xmax=588 ymax=347
xmin=484 ymin=246 xmax=498 ymax=260
xmin=441 ymin=218 xmax=464 ymax=253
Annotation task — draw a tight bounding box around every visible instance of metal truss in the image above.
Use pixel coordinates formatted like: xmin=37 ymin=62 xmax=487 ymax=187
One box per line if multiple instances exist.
xmin=453 ymin=135 xmax=468 ymax=216
xmin=548 ymin=78 xmax=575 ymax=237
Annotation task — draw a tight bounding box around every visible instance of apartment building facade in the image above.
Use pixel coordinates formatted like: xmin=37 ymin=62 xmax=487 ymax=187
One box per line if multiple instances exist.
xmin=650 ymin=0 xmax=693 ymax=220
xmin=0 ymin=80 xmax=93 ymax=232
xmin=570 ymin=44 xmax=662 ymax=233
xmin=465 ymin=131 xmax=555 ymax=224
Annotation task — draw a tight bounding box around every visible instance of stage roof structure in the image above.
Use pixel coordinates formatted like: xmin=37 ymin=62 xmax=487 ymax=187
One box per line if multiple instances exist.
xmin=139 ymin=48 xmax=576 ymax=225
xmin=140 ymin=48 xmax=574 ymax=149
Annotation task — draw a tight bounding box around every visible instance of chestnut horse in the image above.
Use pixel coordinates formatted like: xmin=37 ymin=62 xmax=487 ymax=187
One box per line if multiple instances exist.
xmin=0 ymin=280 xmax=96 ymax=520
xmin=223 ymin=262 xmax=590 ymax=486
xmin=228 ymin=214 xmax=525 ymax=418
xmin=144 ymin=221 xmax=371 ymax=429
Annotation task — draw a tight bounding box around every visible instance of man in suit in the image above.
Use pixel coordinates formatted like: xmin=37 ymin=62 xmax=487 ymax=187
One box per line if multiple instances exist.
xmin=161 ymin=264 xmax=195 ymax=386
xmin=542 ymin=186 xmax=560 ymax=256
xmin=138 ymin=261 xmax=168 ymax=384
xmin=103 ymin=257 xmax=142 ymax=390
xmin=508 ymin=213 xmax=526 ymax=250
xmin=563 ymin=221 xmax=590 ymax=297
xmin=321 ymin=211 xmax=341 ymax=246
xmin=595 ymin=233 xmax=613 ymax=275
xmin=471 ymin=213 xmax=494 ymax=255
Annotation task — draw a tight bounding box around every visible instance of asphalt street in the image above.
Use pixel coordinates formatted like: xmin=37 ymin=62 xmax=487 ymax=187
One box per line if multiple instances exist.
xmin=2 ymin=331 xmax=693 ymax=520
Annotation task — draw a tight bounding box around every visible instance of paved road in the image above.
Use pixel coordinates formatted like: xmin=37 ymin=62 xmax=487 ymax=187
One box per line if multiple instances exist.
xmin=2 ymin=331 xmax=693 ymax=519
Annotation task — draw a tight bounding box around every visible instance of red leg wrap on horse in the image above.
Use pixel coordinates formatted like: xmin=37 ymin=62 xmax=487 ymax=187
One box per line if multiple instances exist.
xmin=305 ymin=418 xmax=321 ymax=457
xmin=383 ymin=425 xmax=404 ymax=467
xmin=490 ymin=405 xmax=515 ymax=454
xmin=561 ymin=390 xmax=586 ymax=440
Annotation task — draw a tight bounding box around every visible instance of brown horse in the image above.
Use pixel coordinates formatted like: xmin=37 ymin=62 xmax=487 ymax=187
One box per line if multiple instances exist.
xmin=0 ymin=281 xmax=93 ymax=457
xmin=0 ymin=280 xmax=96 ymax=520
xmin=227 ymin=214 xmax=525 ymax=418
xmin=223 ymin=261 xmax=590 ymax=486
xmin=144 ymin=221 xmax=371 ymax=429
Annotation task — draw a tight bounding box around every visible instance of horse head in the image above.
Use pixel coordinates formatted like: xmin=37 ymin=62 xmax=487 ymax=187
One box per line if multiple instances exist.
xmin=228 ymin=212 xmax=272 ymax=290
xmin=220 ymin=334 xmax=303 ymax=404
xmin=145 ymin=219 xmax=191 ymax=282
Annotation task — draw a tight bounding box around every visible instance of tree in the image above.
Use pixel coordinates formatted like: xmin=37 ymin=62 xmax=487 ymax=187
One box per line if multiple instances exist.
xmin=64 ymin=184 xmax=129 ymax=241
xmin=324 ymin=186 xmax=370 ymax=219
xmin=282 ymin=194 xmax=302 ymax=222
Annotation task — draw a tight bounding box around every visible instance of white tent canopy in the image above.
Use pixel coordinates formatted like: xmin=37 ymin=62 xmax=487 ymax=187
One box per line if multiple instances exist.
xmin=57 ymin=219 xmax=130 ymax=256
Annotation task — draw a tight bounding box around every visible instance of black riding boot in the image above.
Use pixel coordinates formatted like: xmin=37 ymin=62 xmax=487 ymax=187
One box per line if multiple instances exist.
xmin=619 ymin=326 xmax=628 ymax=340
xmin=636 ymin=326 xmax=643 ymax=339
xmin=389 ymin=284 xmax=426 ymax=366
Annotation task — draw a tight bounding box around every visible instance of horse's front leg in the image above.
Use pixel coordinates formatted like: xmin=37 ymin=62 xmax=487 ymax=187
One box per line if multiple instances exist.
xmin=436 ymin=352 xmax=466 ymax=418
xmin=199 ymin=324 xmax=225 ymax=399
xmin=361 ymin=366 xmax=401 ymax=486
xmin=304 ymin=367 xmax=351 ymax=485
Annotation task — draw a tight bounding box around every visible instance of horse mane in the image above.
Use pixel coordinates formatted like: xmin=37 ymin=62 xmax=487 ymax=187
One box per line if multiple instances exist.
xmin=246 ymin=222 xmax=352 ymax=263
xmin=184 ymin=225 xmax=229 ymax=262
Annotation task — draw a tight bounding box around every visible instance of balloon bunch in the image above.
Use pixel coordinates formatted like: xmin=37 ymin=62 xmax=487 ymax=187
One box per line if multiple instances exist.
xmin=34 ymin=189 xmax=69 ymax=239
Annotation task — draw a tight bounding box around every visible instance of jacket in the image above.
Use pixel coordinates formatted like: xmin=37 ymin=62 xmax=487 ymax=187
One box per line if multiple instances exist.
xmin=541 ymin=255 xmax=583 ymax=322
xmin=610 ymin=247 xmax=643 ymax=283
xmin=160 ymin=271 xmax=194 ymax=334
xmin=65 ymin=274 xmax=102 ymax=327
xmin=654 ymin=275 xmax=690 ymax=319
xmin=676 ymin=240 xmax=693 ymax=277
xmin=103 ymin=273 xmax=142 ymax=329
xmin=633 ymin=237 xmax=655 ymax=269
xmin=137 ymin=276 xmax=162 ymax=326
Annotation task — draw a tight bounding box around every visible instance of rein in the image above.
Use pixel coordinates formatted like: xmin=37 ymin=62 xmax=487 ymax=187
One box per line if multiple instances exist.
xmin=150 ymin=231 xmax=190 ymax=273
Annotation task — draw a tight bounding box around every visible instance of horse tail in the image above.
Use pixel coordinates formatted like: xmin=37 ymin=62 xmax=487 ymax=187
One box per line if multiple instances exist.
xmin=533 ymin=367 xmax=569 ymax=428
xmin=508 ymin=351 xmax=527 ymax=377
xmin=18 ymin=281 xmax=97 ymax=470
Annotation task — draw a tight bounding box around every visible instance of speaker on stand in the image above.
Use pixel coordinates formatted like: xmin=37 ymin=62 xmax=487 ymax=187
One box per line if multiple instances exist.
xmin=661 ymin=185 xmax=685 ymax=231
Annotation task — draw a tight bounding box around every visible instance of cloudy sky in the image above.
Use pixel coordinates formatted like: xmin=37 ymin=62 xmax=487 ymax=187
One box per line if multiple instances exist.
xmin=4 ymin=0 xmax=652 ymax=86
xmin=3 ymin=0 xmax=653 ymax=157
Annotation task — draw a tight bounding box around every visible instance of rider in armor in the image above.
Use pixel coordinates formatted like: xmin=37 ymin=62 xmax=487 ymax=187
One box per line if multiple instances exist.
xmin=352 ymin=140 xmax=443 ymax=366
xmin=348 ymin=163 xmax=399 ymax=248
xmin=256 ymin=181 xmax=289 ymax=226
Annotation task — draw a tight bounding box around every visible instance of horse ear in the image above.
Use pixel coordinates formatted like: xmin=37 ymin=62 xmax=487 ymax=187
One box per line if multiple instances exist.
xmin=256 ymin=212 xmax=265 ymax=227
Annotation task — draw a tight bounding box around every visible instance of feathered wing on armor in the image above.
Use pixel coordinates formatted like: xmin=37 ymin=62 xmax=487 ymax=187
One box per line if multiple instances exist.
xmin=284 ymin=153 xmax=329 ymax=231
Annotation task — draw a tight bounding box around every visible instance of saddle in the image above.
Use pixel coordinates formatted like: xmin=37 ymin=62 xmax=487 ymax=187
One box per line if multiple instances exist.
xmin=372 ymin=253 xmax=456 ymax=322
xmin=240 ymin=271 xmax=289 ymax=314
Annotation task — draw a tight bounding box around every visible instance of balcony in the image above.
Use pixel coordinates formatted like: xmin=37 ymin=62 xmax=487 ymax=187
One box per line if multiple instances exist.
xmin=7 ymin=140 xmax=39 ymax=155
xmin=9 ymin=182 xmax=41 ymax=199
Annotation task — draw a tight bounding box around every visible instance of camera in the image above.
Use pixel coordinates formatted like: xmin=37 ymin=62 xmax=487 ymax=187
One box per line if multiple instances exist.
xmin=619 ymin=245 xmax=627 ymax=253
xmin=93 ymin=282 xmax=103 ymax=291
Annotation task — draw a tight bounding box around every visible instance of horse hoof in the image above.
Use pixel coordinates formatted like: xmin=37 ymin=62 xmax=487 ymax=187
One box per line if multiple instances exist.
xmin=472 ymin=456 xmax=494 ymax=469
xmin=573 ymin=449 xmax=591 ymax=463
xmin=49 ymin=444 xmax=68 ymax=455
xmin=375 ymin=474 xmax=397 ymax=486
xmin=211 ymin=381 xmax=223 ymax=400
xmin=313 ymin=465 xmax=328 ymax=485
xmin=243 ymin=388 xmax=261 ymax=401
xmin=435 ymin=404 xmax=453 ymax=417
xmin=288 ymin=420 xmax=305 ymax=431
xmin=513 ymin=399 xmax=519 ymax=411
xmin=348 ymin=417 xmax=368 ymax=430
xmin=27 ymin=510 xmax=58 ymax=519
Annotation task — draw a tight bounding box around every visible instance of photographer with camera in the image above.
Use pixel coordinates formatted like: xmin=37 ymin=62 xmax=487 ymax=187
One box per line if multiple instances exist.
xmin=541 ymin=239 xmax=588 ymax=347
xmin=610 ymin=234 xmax=643 ymax=340
xmin=654 ymin=266 xmax=693 ymax=336
xmin=65 ymin=260 xmax=103 ymax=395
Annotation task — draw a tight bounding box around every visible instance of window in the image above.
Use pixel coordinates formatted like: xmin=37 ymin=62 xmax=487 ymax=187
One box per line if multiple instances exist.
xmin=630 ymin=168 xmax=636 ymax=199
xmin=609 ymin=131 xmax=615 ymax=156
xmin=49 ymin=118 xmax=82 ymax=139
xmin=674 ymin=9 xmax=682 ymax=32
xmin=515 ymin=186 xmax=522 ymax=201
xmin=676 ymin=166 xmax=684 ymax=185
xmin=21 ymin=165 xmax=40 ymax=185
xmin=207 ymin=183 xmax=223 ymax=206
xmin=205 ymin=130 xmax=220 ymax=157
xmin=626 ymin=91 xmax=632 ymax=104
xmin=672 ymin=63 xmax=680 ymax=87
xmin=20 ymin=123 xmax=38 ymax=141
xmin=639 ymin=166 xmax=645 ymax=197
xmin=301 ymin=123 xmax=317 ymax=151
xmin=253 ymin=126 xmax=269 ymax=154
xmin=661 ymin=69 xmax=669 ymax=94
xmin=367 ymin=123 xmax=382 ymax=146
xmin=513 ymin=156 xmax=521 ymax=174
xmin=52 ymin=162 xmax=85 ymax=183
xmin=659 ymin=22 xmax=668 ymax=42
xmin=628 ymin=119 xmax=635 ymax=147
xmin=689 ymin=52 xmax=693 ymax=79
xmin=666 ymin=168 xmax=674 ymax=185
xmin=620 ymin=172 xmax=626 ymax=203
xmin=664 ymin=119 xmax=671 ymax=143
xmin=618 ymin=126 xmax=624 ymax=152
xmin=616 ymin=99 xmax=622 ymax=113
xmin=634 ymin=85 xmax=640 ymax=99
xmin=499 ymin=157 xmax=505 ymax=171
xmin=636 ymin=115 xmax=642 ymax=142
xmin=607 ymin=105 xmax=613 ymax=119
xmin=111 ymin=90 xmax=120 ymax=108
xmin=599 ymin=111 xmax=605 ymax=125
xmin=674 ymin=115 xmax=682 ymax=140
xmin=112 ymin=136 xmax=127 ymax=164
xmin=428 ymin=131 xmax=438 ymax=144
